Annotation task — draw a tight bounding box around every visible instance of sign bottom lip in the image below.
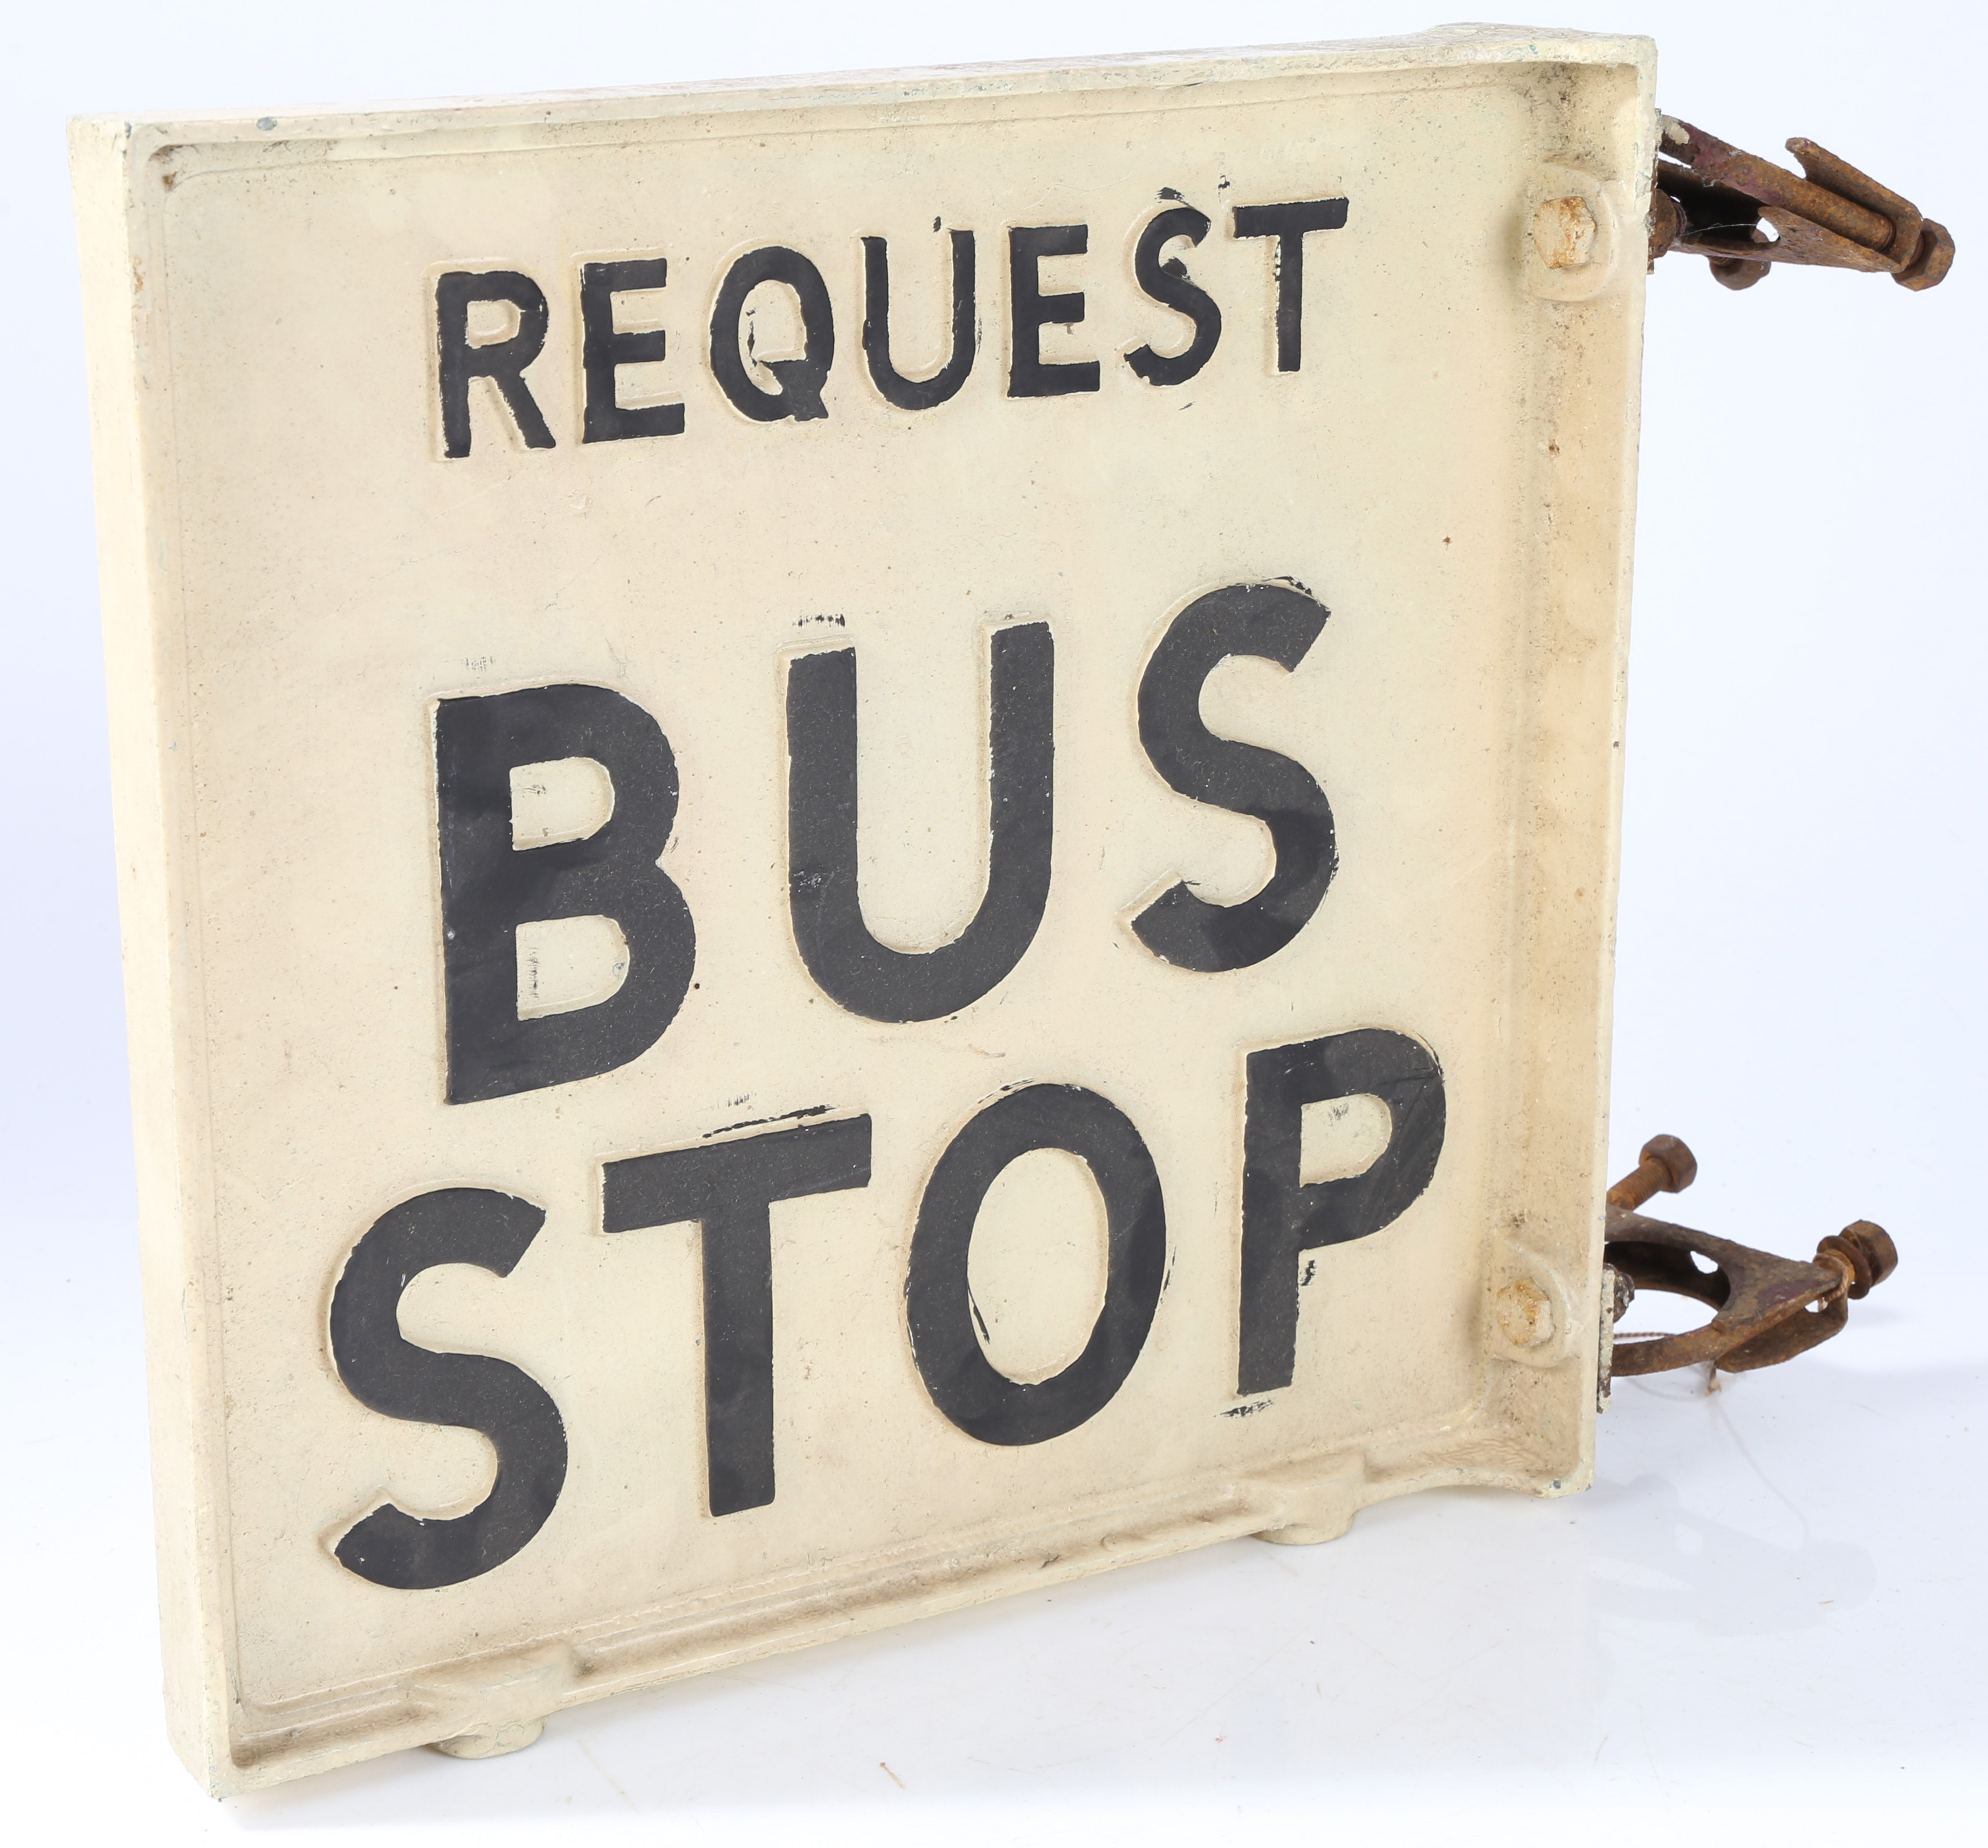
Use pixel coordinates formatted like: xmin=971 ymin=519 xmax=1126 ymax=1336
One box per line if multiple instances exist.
xmin=221 ymin=1418 xmax=1578 ymax=1791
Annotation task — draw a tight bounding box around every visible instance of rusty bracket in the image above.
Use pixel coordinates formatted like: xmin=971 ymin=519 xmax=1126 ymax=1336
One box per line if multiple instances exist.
xmin=1648 ymin=114 xmax=1955 ymax=291
xmin=1599 ymin=1134 xmax=1897 ymax=1383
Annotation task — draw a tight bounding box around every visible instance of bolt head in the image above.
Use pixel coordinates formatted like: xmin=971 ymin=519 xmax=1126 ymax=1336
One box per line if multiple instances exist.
xmin=1533 ymin=196 xmax=1598 ymax=269
xmin=1495 ymin=1277 xmax=1555 ymax=1349
xmin=1640 ymin=1133 xmax=1697 ymax=1193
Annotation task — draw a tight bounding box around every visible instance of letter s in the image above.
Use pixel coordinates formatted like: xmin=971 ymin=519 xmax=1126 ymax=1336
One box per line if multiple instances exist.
xmin=330 ymin=1188 xmax=567 ymax=1590
xmin=1131 ymin=581 xmax=1337 ymax=972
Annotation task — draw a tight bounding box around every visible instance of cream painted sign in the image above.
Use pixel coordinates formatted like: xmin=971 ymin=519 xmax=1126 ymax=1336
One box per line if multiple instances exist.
xmin=73 ymin=24 xmax=1651 ymax=1793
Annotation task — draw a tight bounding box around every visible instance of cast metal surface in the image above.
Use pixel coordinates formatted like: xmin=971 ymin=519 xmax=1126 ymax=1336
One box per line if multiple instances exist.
xmin=1648 ymin=114 xmax=1955 ymax=291
xmin=1601 ymin=1135 xmax=1897 ymax=1377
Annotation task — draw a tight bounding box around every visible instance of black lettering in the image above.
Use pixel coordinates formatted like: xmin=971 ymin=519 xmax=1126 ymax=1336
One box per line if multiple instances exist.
xmin=1007 ymin=224 xmax=1100 ymax=398
xmin=436 ymin=270 xmax=556 ymax=458
xmin=907 ymin=1086 xmax=1165 ymax=1444
xmin=787 ymin=622 xmax=1054 ymax=1021
xmin=1239 ymin=1030 xmax=1445 ymax=1394
xmin=1230 ymin=198 xmax=1349 ymax=373
xmin=861 ymin=231 xmax=976 ymax=411
xmin=331 ymin=1188 xmax=566 ymax=1589
xmin=1131 ymin=582 xmax=1336 ymax=972
xmin=1126 ymin=205 xmax=1222 ymax=387
xmin=710 ymin=246 xmax=835 ymax=423
xmin=602 ymin=1116 xmax=873 ymax=1516
xmin=580 ymin=257 xmax=684 ymax=443
xmin=436 ymin=684 xmax=694 ymax=1103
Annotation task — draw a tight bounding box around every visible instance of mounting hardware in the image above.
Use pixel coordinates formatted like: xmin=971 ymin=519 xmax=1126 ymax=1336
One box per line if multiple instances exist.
xmin=1648 ymin=115 xmax=1954 ymax=291
xmin=1600 ymin=1136 xmax=1896 ymax=1377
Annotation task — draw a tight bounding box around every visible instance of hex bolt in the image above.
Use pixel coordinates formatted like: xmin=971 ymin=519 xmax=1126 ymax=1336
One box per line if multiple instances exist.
xmin=1606 ymin=1134 xmax=1698 ymax=1213
xmin=1533 ymin=195 xmax=1598 ymax=269
xmin=1494 ymin=1276 xmax=1554 ymax=1349
xmin=1815 ymin=1220 xmax=1898 ymax=1300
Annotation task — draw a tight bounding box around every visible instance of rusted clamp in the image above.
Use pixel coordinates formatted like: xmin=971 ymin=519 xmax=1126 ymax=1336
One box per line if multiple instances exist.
xmin=1600 ymin=1135 xmax=1897 ymax=1379
xmin=1648 ymin=115 xmax=1955 ymax=291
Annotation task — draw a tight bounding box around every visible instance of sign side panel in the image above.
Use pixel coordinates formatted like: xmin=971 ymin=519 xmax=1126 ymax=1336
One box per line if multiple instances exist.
xmin=1476 ymin=53 xmax=1654 ymax=1482
xmin=70 ymin=116 xmax=231 ymax=1792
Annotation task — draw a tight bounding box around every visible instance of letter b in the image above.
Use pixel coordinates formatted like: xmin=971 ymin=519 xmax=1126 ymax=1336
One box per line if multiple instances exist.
xmin=435 ymin=684 xmax=694 ymax=1103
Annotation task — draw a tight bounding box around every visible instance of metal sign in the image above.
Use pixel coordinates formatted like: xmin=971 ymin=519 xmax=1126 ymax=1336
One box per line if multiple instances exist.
xmin=73 ymin=23 xmax=1648 ymax=1792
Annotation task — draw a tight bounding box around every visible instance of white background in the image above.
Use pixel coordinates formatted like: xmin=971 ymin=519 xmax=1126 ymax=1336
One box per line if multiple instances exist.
xmin=2 ymin=5 xmax=1979 ymax=1842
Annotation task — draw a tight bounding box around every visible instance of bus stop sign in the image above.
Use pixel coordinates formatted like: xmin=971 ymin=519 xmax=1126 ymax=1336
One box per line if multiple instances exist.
xmin=73 ymin=23 xmax=1648 ymax=1791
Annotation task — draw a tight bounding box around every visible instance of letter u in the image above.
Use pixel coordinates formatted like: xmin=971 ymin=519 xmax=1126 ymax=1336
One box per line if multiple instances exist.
xmin=785 ymin=623 xmax=1054 ymax=1020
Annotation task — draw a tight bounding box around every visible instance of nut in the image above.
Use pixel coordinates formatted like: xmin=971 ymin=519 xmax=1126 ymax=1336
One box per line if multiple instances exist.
xmin=1495 ymin=1277 xmax=1554 ymax=1348
xmin=1815 ymin=1221 xmax=1897 ymax=1300
xmin=1533 ymin=196 xmax=1598 ymax=270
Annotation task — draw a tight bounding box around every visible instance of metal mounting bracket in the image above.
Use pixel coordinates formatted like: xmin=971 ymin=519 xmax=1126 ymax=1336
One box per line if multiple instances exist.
xmin=1597 ymin=1135 xmax=1897 ymax=1395
xmin=1648 ymin=114 xmax=1955 ymax=290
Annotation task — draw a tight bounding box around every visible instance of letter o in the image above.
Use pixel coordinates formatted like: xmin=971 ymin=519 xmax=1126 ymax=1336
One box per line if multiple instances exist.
xmin=906 ymin=1084 xmax=1167 ymax=1444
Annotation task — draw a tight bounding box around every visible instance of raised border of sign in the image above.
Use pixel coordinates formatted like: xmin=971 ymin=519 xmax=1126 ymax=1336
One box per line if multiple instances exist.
xmin=73 ymin=21 xmax=1655 ymax=1792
